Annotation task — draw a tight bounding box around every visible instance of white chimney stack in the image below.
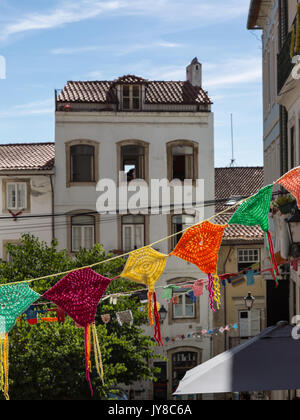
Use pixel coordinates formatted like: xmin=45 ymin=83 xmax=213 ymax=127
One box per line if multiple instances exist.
xmin=186 ymin=57 xmax=202 ymax=87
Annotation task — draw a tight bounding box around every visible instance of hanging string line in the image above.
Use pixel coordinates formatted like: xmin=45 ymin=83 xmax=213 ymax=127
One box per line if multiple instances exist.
xmin=0 ymin=178 xmax=284 ymax=289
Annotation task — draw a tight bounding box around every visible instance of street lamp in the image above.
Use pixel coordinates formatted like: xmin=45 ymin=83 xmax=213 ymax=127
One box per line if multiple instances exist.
xmin=158 ymin=305 xmax=168 ymax=323
xmin=244 ymin=292 xmax=255 ymax=311
xmin=286 ymin=210 xmax=300 ymax=258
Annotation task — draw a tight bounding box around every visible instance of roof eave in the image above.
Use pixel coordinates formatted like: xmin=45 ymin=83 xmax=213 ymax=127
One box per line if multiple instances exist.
xmin=222 ymin=238 xmax=264 ymax=245
xmin=247 ymin=0 xmax=269 ymax=30
xmin=0 ymin=169 xmax=55 ymax=176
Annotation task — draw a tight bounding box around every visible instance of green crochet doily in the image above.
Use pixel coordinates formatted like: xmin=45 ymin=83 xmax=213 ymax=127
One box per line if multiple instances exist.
xmin=0 ymin=284 xmax=40 ymax=334
xmin=229 ymin=184 xmax=273 ymax=233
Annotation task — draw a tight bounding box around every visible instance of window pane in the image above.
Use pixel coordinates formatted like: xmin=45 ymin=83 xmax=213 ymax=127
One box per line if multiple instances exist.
xmin=122 ymin=215 xmax=145 ymax=224
xmin=134 ymin=225 xmax=144 ymax=248
xmin=132 ymin=86 xmax=140 ymax=97
xmin=72 ymin=215 xmax=95 ymax=225
xmin=84 ymin=226 xmax=94 ymax=250
xmin=71 ymin=145 xmax=94 ymax=156
xmin=121 ymin=145 xmax=145 ymax=178
xmin=122 ymin=145 xmax=144 ymax=157
xmin=7 ymin=184 xmax=16 ymax=209
xmin=71 ymin=155 xmax=93 ymax=182
xmin=185 ymin=294 xmax=194 ymax=305
xmin=185 ymin=154 xmax=194 ymax=179
xmin=124 ymin=226 xmax=132 ymax=251
xmin=185 ymin=305 xmax=194 ymax=317
xmin=250 ymin=310 xmax=261 ymax=336
xmin=172 ymin=146 xmax=193 ymax=156
xmin=133 ymin=97 xmax=140 ymax=110
xmin=72 ymin=226 xmax=82 ymax=252
xmin=17 ymin=183 xmax=26 ymax=209
xmin=174 ymin=304 xmax=183 ymax=318
xmin=70 ymin=145 xmax=94 ymax=182
xmin=123 ymin=98 xmax=130 ymax=109
xmin=172 ymin=215 xmax=194 ymax=248
xmin=123 ymin=86 xmax=130 ymax=97
xmin=239 ymin=311 xmax=249 ymax=338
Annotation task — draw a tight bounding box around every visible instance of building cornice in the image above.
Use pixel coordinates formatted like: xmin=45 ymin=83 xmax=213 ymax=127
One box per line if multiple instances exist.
xmin=247 ymin=0 xmax=272 ymax=30
xmin=0 ymin=170 xmax=54 ymax=176
xmin=55 ymin=111 xmax=211 ymax=125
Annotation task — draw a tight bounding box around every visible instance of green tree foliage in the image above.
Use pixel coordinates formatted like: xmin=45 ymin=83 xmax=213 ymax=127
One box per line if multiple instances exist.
xmin=0 ymin=235 xmax=160 ymax=400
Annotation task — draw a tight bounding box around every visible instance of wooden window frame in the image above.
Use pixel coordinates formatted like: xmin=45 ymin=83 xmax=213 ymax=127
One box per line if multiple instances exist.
xmin=172 ymin=289 xmax=196 ymax=320
xmin=66 ymin=210 xmax=100 ymax=254
xmin=117 ymin=140 xmax=149 ymax=183
xmin=167 ymin=277 xmax=200 ymax=325
xmin=71 ymin=216 xmax=96 ymax=253
xmin=2 ymin=178 xmax=31 ymax=213
xmin=238 ymin=309 xmax=261 ymax=339
xmin=121 ymin=85 xmax=142 ymax=111
xmin=171 ymin=214 xmax=195 ymax=250
xmin=121 ymin=215 xmax=146 ymax=252
xmin=65 ymin=140 xmax=99 ymax=188
xmin=167 ymin=347 xmax=202 ymax=400
xmin=237 ymin=248 xmax=261 ymax=272
xmin=167 ymin=140 xmax=199 ymax=182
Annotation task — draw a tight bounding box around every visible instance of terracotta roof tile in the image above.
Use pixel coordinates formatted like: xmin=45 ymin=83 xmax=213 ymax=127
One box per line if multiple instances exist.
xmin=215 ymin=213 xmax=264 ymax=242
xmin=113 ymin=75 xmax=148 ymax=84
xmin=215 ymin=167 xmax=264 ymax=212
xmin=58 ymin=81 xmax=117 ymax=104
xmin=57 ymin=78 xmax=212 ymax=106
xmin=0 ymin=143 xmax=55 ymax=171
xmin=215 ymin=167 xmax=264 ymax=241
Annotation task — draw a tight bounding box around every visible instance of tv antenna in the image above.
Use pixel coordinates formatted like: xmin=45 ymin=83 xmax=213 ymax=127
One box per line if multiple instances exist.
xmin=229 ymin=113 xmax=236 ymax=167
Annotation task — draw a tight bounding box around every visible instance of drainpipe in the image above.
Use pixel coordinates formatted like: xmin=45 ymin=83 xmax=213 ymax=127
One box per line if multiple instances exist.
xmin=49 ymin=175 xmax=55 ymax=241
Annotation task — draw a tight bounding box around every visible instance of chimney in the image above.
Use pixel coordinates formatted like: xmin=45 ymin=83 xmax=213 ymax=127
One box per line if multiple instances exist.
xmin=186 ymin=57 xmax=202 ymax=87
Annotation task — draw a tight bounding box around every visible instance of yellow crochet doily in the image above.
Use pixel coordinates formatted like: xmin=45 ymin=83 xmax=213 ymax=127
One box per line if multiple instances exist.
xmin=121 ymin=247 xmax=168 ymax=292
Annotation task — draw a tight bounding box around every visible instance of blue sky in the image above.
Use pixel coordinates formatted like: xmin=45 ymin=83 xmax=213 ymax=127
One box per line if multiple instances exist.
xmin=0 ymin=0 xmax=263 ymax=167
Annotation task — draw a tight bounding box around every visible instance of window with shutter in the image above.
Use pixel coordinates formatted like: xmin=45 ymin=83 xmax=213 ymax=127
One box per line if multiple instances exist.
xmin=121 ymin=145 xmax=145 ymax=180
xmin=71 ymin=215 xmax=95 ymax=252
xmin=70 ymin=145 xmax=95 ymax=182
xmin=173 ymin=290 xmax=196 ymax=319
xmin=237 ymin=248 xmax=260 ymax=272
xmin=239 ymin=310 xmax=261 ymax=338
xmin=171 ymin=214 xmax=195 ymax=249
xmin=171 ymin=145 xmax=194 ymax=181
xmin=122 ymin=215 xmax=145 ymax=251
xmin=6 ymin=182 xmax=27 ymax=210
xmin=121 ymin=85 xmax=141 ymax=111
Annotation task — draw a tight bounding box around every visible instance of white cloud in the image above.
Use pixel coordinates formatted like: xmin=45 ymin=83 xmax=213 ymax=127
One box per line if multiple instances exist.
xmin=51 ymin=40 xmax=182 ymax=56
xmin=0 ymin=99 xmax=53 ymax=118
xmin=0 ymin=0 xmax=125 ymax=40
xmin=85 ymin=70 xmax=103 ymax=79
xmin=0 ymin=0 xmax=249 ymax=40
xmin=51 ymin=45 xmax=102 ymax=55
xmin=127 ymin=56 xmax=261 ymax=87
xmin=204 ymin=57 xmax=262 ymax=88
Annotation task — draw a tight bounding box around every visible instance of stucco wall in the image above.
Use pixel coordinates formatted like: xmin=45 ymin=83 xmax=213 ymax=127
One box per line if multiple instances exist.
xmin=0 ymin=174 xmax=53 ymax=259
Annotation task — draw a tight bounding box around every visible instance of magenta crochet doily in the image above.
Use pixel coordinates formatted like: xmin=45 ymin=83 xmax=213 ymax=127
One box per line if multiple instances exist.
xmin=43 ymin=268 xmax=112 ymax=327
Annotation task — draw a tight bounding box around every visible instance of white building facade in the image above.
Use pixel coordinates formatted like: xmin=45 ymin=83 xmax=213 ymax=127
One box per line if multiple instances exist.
xmin=248 ymin=0 xmax=300 ymax=400
xmin=0 ymin=143 xmax=54 ymax=260
xmin=54 ymin=59 xmax=215 ymax=399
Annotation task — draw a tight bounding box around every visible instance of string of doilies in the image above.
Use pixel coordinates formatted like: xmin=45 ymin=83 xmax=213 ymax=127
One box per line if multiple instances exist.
xmin=1 ymin=166 xmax=300 ymax=400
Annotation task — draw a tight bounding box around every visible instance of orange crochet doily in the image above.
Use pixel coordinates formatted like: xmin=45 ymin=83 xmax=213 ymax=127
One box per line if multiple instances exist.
xmin=170 ymin=221 xmax=228 ymax=274
xmin=276 ymin=166 xmax=300 ymax=209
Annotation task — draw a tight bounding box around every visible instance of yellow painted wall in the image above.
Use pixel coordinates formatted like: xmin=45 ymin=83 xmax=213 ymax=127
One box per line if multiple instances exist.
xmin=213 ymin=243 xmax=266 ymax=356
